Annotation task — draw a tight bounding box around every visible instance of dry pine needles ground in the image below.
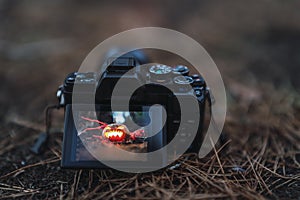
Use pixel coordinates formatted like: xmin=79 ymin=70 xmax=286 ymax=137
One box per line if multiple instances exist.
xmin=0 ymin=85 xmax=299 ymax=200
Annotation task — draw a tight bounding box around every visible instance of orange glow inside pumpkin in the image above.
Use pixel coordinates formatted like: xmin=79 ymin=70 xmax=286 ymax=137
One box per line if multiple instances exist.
xmin=102 ymin=125 xmax=127 ymax=142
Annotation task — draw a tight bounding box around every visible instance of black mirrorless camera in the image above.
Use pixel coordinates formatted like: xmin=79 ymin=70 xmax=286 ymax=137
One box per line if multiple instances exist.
xmin=57 ymin=52 xmax=208 ymax=169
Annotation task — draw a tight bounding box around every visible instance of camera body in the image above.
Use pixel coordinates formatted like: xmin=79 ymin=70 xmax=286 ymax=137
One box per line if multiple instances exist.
xmin=58 ymin=54 xmax=208 ymax=169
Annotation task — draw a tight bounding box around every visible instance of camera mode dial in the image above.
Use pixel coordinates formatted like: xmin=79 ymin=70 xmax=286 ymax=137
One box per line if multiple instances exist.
xmin=149 ymin=64 xmax=173 ymax=83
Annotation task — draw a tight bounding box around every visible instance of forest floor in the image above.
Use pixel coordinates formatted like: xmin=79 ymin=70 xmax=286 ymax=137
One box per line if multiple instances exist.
xmin=0 ymin=1 xmax=300 ymax=199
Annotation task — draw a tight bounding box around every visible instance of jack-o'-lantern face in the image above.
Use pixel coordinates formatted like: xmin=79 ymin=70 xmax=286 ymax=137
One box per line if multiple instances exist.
xmin=102 ymin=124 xmax=129 ymax=142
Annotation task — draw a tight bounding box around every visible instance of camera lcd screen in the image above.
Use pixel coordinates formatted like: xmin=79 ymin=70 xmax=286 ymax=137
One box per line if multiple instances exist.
xmin=62 ymin=104 xmax=166 ymax=168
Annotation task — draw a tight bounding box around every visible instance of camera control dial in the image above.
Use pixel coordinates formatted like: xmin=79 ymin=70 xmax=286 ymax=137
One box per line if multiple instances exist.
xmin=172 ymin=65 xmax=189 ymax=76
xmin=173 ymin=76 xmax=194 ymax=92
xmin=173 ymin=76 xmax=193 ymax=85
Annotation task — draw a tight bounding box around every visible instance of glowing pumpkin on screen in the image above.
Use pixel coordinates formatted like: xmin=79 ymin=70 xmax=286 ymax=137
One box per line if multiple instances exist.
xmin=102 ymin=124 xmax=129 ymax=142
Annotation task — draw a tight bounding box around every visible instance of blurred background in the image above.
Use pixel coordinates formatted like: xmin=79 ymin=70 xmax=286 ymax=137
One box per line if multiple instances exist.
xmin=1 ymin=1 xmax=300 ymax=199
xmin=1 ymin=0 xmax=300 ymax=123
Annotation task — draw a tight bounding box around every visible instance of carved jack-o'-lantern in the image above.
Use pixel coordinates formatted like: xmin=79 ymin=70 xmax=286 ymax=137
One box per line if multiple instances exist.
xmin=102 ymin=124 xmax=129 ymax=142
xmin=80 ymin=116 xmax=145 ymax=143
